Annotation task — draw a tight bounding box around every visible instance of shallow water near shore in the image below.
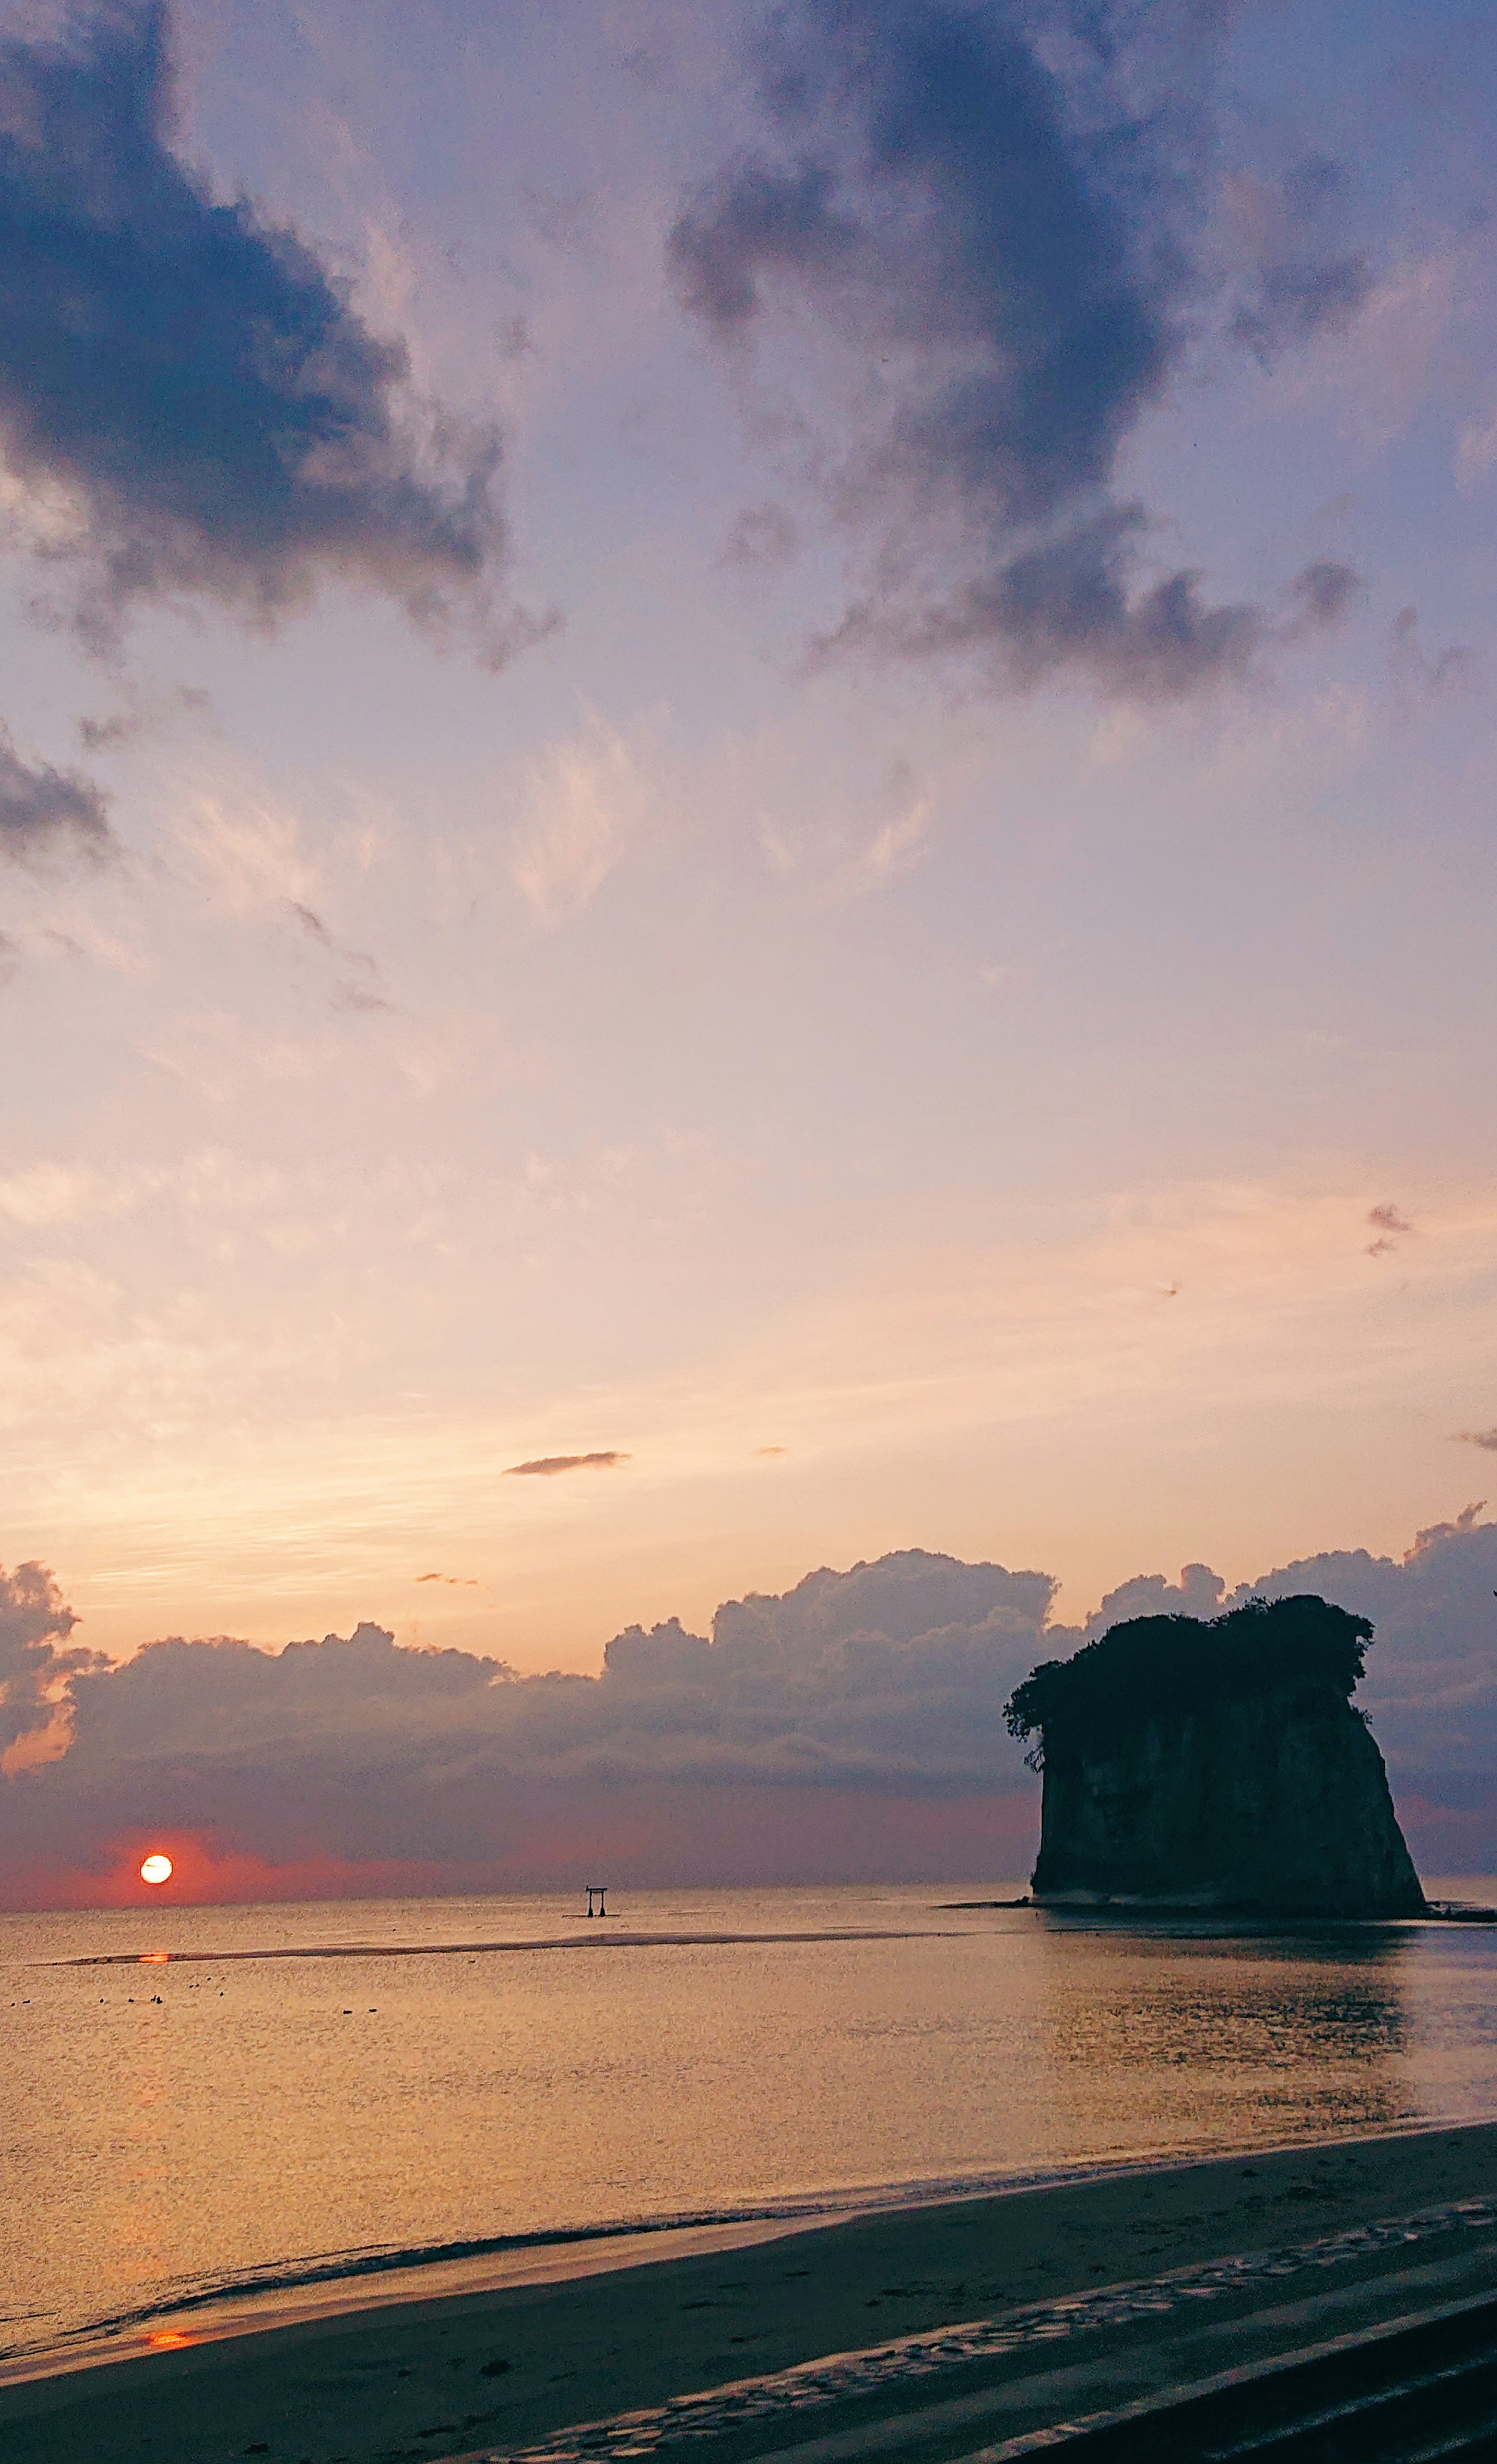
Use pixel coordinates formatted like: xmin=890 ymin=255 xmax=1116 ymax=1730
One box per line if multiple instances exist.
xmin=5 ymin=1878 xmax=1497 ymax=2369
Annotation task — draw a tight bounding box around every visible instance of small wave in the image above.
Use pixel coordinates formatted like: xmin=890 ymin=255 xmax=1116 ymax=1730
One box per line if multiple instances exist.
xmin=23 ymin=2154 xmax=1161 ymax=2356
xmin=46 ymin=2204 xmax=820 ymax=2343
xmin=17 ymin=2118 xmax=1457 ymax=2370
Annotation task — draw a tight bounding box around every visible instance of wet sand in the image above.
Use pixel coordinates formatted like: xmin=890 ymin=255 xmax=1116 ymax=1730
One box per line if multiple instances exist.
xmin=7 ymin=2121 xmax=1497 ymax=2464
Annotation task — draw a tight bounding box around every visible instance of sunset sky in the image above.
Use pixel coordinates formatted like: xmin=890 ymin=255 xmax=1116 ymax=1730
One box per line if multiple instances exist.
xmin=0 ymin=0 xmax=1494 ymax=1720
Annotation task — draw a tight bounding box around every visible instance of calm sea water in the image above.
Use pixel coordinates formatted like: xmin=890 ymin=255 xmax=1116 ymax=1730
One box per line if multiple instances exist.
xmin=5 ymin=1880 xmax=1497 ymax=2368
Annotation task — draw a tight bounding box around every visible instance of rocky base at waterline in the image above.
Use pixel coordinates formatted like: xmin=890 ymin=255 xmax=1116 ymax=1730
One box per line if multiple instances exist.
xmin=1004 ymin=1594 xmax=1427 ymax=1918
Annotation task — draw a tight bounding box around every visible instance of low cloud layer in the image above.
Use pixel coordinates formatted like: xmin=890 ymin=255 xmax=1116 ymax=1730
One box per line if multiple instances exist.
xmin=0 ymin=3 xmax=531 ymax=654
xmin=672 ymin=0 xmax=1366 ymax=699
xmin=4 ymin=1516 xmax=1497 ymax=1899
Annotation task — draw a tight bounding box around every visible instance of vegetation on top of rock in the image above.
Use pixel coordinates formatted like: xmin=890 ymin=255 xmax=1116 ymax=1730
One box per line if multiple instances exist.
xmin=1003 ymin=1594 xmax=1374 ymax=1750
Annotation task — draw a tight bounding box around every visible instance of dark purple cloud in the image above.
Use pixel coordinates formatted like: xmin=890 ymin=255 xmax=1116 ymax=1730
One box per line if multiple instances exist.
xmin=0 ymin=732 xmax=111 ymax=861
xmin=0 ymin=3 xmax=538 ymax=658
xmin=672 ymin=1 xmax=1368 ymax=700
xmin=1285 ymin=560 xmax=1366 ymax=629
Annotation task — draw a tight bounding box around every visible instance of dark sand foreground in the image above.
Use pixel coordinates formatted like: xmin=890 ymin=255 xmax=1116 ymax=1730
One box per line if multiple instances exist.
xmin=8 ymin=2123 xmax=1497 ymax=2464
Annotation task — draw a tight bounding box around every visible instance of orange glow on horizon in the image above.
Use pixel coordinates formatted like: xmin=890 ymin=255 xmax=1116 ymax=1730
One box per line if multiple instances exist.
xmin=139 ymin=1853 xmax=174 ymax=1885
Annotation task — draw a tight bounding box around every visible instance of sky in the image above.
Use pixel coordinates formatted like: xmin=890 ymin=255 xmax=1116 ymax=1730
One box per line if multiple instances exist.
xmin=0 ymin=0 xmax=1495 ymax=1900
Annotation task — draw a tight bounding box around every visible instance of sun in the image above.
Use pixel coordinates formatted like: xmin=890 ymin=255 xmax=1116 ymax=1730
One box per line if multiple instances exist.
xmin=139 ymin=1853 xmax=174 ymax=1886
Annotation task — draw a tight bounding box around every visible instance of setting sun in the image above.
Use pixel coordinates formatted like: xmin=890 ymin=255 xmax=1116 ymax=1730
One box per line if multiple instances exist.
xmin=139 ymin=1854 xmax=173 ymax=1886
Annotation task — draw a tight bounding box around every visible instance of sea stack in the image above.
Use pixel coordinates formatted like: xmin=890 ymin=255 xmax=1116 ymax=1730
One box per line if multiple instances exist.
xmin=1005 ymin=1594 xmax=1426 ymax=1917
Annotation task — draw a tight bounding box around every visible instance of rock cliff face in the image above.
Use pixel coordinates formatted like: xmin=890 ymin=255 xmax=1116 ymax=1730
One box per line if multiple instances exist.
xmin=1006 ymin=1595 xmax=1426 ymax=1917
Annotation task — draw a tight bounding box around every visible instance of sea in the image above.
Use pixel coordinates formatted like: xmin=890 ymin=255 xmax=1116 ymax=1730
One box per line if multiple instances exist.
xmin=5 ymin=1880 xmax=1497 ymax=2377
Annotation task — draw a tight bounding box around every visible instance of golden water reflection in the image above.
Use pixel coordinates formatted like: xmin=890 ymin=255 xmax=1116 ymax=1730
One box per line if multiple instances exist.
xmin=2 ymin=1887 xmax=1494 ymax=2364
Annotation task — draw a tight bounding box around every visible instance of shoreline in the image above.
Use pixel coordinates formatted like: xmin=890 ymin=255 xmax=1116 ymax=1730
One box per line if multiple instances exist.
xmin=9 ymin=2119 xmax=1497 ymax=2405
xmin=9 ymin=2115 xmax=1496 ymax=2386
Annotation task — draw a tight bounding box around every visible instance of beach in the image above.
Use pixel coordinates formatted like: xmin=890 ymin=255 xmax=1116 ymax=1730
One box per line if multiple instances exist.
xmin=7 ymin=2119 xmax=1497 ymax=2463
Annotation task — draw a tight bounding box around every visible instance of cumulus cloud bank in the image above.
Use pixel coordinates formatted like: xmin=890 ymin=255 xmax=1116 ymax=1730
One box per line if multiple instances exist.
xmin=4 ymin=1516 xmax=1497 ymax=1897
xmin=671 ymin=0 xmax=1365 ymax=699
xmin=0 ymin=2 xmax=535 ymax=656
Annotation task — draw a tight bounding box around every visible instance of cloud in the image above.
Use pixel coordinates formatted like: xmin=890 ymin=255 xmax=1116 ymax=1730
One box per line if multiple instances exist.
xmin=1283 ymin=560 xmax=1366 ymax=631
xmin=8 ymin=1521 xmax=1497 ymax=1895
xmin=1458 ymin=1431 xmax=1497 ymax=1453
xmin=509 ymin=718 xmax=660 ymax=930
xmin=1366 ymin=1200 xmax=1414 ymax=1256
xmin=720 ymin=500 xmax=799 ymax=569
xmin=0 ymin=731 xmax=111 ymax=861
xmin=1391 ymin=606 xmax=1474 ymax=698
xmin=76 ymin=713 xmax=136 ymax=753
xmin=0 ymin=3 xmax=541 ymax=658
xmin=1228 ymin=157 xmax=1371 ymax=366
xmin=0 ymin=1560 xmax=106 ymax=1771
xmin=1081 ymin=1562 xmax=1227 ymax=1637
xmin=1234 ymin=255 xmax=1370 ymax=361
xmin=816 ymin=507 xmax=1260 ymax=701
xmin=503 ymin=1450 xmax=628 ymax=1476
xmin=0 ymin=1552 xmax=1060 ymax=1890
xmin=288 ymin=900 xmax=389 ymax=1015
xmin=670 ymin=0 xmax=1285 ymax=700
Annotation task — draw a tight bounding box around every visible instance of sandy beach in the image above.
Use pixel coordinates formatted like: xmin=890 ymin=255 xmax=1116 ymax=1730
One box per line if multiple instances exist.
xmin=7 ymin=2120 xmax=1497 ymax=2464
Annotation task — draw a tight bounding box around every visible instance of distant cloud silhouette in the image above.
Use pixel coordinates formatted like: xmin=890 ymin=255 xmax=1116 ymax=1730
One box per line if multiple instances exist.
xmin=671 ymin=0 xmax=1348 ymax=702
xmin=0 ymin=733 xmax=111 ymax=862
xmin=1458 ymin=1432 xmax=1497 ymax=1453
xmin=504 ymin=1451 xmax=628 ymax=1476
xmin=0 ymin=3 xmax=540 ymax=658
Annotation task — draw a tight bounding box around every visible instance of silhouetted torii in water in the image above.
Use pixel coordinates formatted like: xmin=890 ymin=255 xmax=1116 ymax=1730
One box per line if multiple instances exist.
xmin=585 ymin=1884 xmax=609 ymax=1918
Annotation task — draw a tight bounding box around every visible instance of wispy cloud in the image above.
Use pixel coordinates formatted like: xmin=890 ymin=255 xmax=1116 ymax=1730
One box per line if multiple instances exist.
xmin=1367 ymin=1200 xmax=1414 ymax=1256
xmin=671 ymin=0 xmax=1365 ymax=702
xmin=509 ymin=716 xmax=660 ymax=930
xmin=504 ymin=1451 xmax=629 ymax=1477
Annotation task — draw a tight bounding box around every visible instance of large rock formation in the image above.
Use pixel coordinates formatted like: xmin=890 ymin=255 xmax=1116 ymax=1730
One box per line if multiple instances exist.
xmin=1005 ymin=1594 xmax=1426 ymax=1916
